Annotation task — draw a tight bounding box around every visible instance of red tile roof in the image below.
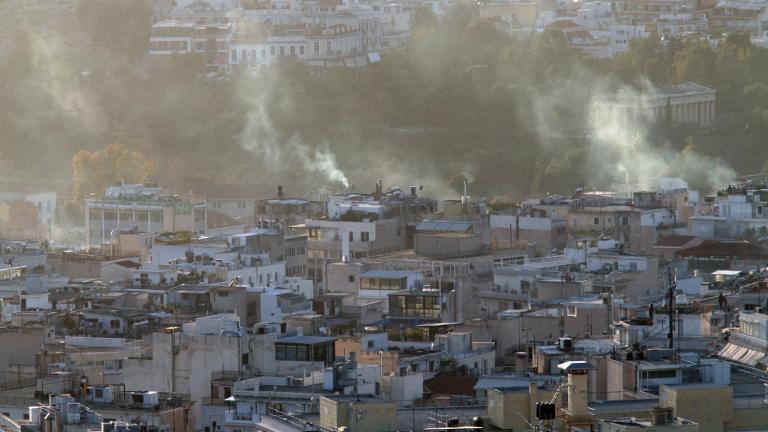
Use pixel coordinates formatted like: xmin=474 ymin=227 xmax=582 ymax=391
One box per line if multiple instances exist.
xmin=546 ymin=19 xmax=579 ymax=29
xmin=113 ymin=260 xmax=141 ymax=269
xmin=655 ymin=235 xmax=697 ymax=248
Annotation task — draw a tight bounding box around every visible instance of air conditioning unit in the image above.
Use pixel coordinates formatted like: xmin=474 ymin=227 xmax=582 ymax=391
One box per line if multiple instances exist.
xmin=130 ymin=391 xmax=159 ymax=407
xmin=89 ymin=386 xmax=115 ymax=403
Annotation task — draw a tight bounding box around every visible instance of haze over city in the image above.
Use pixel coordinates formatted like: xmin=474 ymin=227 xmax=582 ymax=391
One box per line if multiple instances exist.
xmin=1 ymin=0 xmax=768 ymax=431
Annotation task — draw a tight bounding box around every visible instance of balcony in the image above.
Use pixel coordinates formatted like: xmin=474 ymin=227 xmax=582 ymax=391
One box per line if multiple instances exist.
xmin=224 ymin=410 xmax=260 ymax=425
xmin=494 ymin=255 xmax=571 ymax=271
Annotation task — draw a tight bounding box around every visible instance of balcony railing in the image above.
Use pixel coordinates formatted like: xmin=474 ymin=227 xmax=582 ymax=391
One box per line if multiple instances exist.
xmin=224 ymin=410 xmax=259 ymax=425
xmin=0 ymin=413 xmax=21 ymax=432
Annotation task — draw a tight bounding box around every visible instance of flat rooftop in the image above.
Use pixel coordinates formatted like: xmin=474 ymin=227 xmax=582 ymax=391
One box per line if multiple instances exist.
xmin=276 ymin=335 xmax=336 ymax=345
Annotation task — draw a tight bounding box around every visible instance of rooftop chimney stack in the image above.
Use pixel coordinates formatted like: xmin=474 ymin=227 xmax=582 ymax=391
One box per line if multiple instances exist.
xmin=341 ymin=230 xmax=350 ymax=263
xmin=651 ymin=407 xmax=674 ymax=426
xmin=557 ymin=361 xmax=597 ymax=428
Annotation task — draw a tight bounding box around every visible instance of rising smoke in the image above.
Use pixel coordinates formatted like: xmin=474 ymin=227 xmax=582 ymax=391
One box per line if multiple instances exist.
xmin=0 ymin=1 xmax=740 ymax=202
xmin=586 ymin=81 xmax=736 ymax=192
xmin=235 ymin=69 xmax=350 ymax=189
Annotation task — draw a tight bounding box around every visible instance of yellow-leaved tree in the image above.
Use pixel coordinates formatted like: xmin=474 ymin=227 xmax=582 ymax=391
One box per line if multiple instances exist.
xmin=72 ymin=143 xmax=157 ymax=201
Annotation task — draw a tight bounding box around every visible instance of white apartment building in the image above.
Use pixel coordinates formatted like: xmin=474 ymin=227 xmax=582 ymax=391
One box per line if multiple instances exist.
xmin=85 ymin=183 xmax=207 ymax=247
xmin=229 ymin=22 xmax=366 ymax=69
xmin=609 ymin=24 xmax=648 ymax=54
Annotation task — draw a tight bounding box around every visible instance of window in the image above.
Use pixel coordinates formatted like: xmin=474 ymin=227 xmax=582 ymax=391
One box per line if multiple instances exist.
xmin=594 ymin=217 xmax=600 ymax=225
xmin=290 ymin=46 xmax=295 ymax=56
xmin=349 ymin=231 xmax=354 ymax=242
xmin=520 ymin=280 xmax=530 ymax=295
xmin=300 ymin=45 xmax=304 ymax=55
xmin=270 ymin=46 xmax=275 ymax=56
xmin=349 ymin=275 xmax=355 ymax=283
xmin=361 ymin=277 xmax=406 ymax=291
xmin=361 ymin=232 xmax=370 ymax=242
xmin=367 ymin=340 xmax=374 ymax=349
xmin=646 ymin=369 xmax=677 ymax=379
xmin=280 ymin=46 xmax=285 ymax=56
xmin=326 ymin=41 xmax=332 ymax=52
xmin=314 ymin=41 xmax=320 ymax=53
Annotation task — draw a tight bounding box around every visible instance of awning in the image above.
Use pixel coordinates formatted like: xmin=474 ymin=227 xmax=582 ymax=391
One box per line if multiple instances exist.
xmin=367 ymin=51 xmax=381 ymax=63
xmin=718 ymin=343 xmax=768 ymax=366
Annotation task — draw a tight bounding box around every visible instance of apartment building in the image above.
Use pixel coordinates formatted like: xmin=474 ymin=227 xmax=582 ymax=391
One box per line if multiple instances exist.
xmin=85 ymin=183 xmax=207 ymax=247
xmin=149 ymin=20 xmax=233 ymax=74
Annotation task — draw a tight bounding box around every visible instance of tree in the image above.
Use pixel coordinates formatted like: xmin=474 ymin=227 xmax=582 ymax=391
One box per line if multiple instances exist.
xmin=72 ymin=143 xmax=157 ymax=200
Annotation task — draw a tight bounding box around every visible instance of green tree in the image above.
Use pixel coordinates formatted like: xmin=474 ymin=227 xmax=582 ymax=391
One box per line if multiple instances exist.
xmin=77 ymin=0 xmax=153 ymax=61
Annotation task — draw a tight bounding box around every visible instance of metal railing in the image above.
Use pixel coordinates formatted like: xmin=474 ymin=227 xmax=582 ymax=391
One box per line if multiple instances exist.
xmin=587 ymin=399 xmax=659 ymax=415
xmin=734 ymin=394 xmax=768 ymax=409
xmin=0 ymin=395 xmax=37 ymax=407
xmin=494 ymin=255 xmax=570 ymax=270
xmin=0 ymin=377 xmax=36 ymax=391
xmin=0 ymin=414 xmax=21 ymax=432
xmin=267 ymin=407 xmax=329 ymax=432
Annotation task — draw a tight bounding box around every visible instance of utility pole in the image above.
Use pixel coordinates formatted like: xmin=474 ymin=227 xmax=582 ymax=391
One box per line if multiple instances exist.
xmin=668 ymin=268 xmax=676 ymax=350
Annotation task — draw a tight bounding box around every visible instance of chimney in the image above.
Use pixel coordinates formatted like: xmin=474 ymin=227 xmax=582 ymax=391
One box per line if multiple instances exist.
xmin=557 ymin=361 xmax=597 ymax=423
xmin=341 ymin=230 xmax=350 ymax=263
xmin=651 ymin=407 xmax=673 ymax=426
xmin=515 ymin=352 xmax=529 ymax=375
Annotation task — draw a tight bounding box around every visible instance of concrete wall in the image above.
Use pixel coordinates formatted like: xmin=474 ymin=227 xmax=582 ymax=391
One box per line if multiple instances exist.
xmin=0 ymin=328 xmax=44 ymax=368
xmin=563 ymin=305 xmax=610 ymax=338
xmin=414 ymin=233 xmax=483 ymax=259
xmin=320 ymin=398 xmax=398 ymax=432
xmin=660 ymin=384 xmax=733 ymax=432
xmin=487 ymin=386 xmax=559 ymax=430
xmin=120 ymin=332 xmax=240 ymax=430
xmin=536 ymin=280 xmax=586 ymax=300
